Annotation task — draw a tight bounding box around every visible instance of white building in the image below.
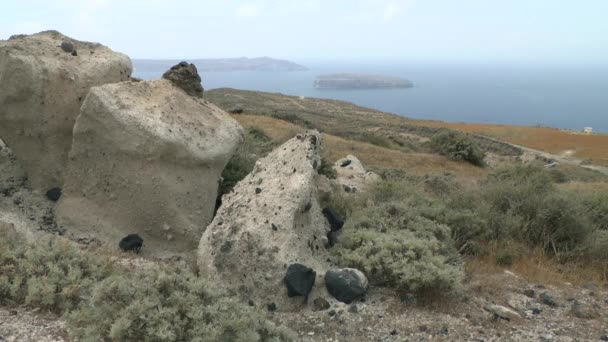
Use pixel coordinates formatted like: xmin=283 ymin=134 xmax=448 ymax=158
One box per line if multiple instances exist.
xmin=583 ymin=127 xmax=593 ymax=134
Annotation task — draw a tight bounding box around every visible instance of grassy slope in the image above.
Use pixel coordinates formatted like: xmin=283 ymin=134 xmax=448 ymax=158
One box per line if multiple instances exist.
xmin=207 ymin=88 xmax=608 ymax=166
xmin=411 ymin=121 xmax=608 ymax=166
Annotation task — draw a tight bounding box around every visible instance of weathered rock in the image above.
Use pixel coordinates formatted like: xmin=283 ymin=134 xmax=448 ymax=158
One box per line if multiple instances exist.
xmin=485 ymin=304 xmax=522 ymax=321
xmin=570 ymin=300 xmax=599 ymax=319
xmin=333 ymin=155 xmax=380 ymax=193
xmin=162 ymin=61 xmax=204 ymax=98
xmin=325 ymin=268 xmax=369 ymax=304
xmin=284 ymin=263 xmax=316 ymax=298
xmin=0 ymin=31 xmax=132 ymax=191
xmin=57 ymin=79 xmax=242 ymax=256
xmin=198 ymin=131 xmax=331 ymax=311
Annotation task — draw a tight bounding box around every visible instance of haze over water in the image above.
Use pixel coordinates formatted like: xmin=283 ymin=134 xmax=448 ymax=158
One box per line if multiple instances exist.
xmin=134 ymin=60 xmax=608 ymax=133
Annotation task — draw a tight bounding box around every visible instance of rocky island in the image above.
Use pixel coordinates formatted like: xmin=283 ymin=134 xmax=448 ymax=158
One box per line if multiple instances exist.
xmin=134 ymin=56 xmax=308 ymax=72
xmin=314 ymin=73 xmax=413 ymax=89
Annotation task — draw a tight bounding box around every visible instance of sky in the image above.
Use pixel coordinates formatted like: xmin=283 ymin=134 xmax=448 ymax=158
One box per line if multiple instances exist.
xmin=1 ymin=0 xmax=607 ymax=65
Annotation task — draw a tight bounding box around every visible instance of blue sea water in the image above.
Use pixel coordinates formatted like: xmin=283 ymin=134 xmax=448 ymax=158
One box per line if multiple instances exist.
xmin=133 ymin=60 xmax=608 ymax=133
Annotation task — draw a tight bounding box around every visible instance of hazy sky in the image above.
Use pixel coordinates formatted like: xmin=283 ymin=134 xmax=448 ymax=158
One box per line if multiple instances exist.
xmin=2 ymin=0 xmax=607 ymax=64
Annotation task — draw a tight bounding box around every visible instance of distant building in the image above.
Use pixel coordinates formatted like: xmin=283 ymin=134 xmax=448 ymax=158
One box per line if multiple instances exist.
xmin=583 ymin=127 xmax=593 ymax=134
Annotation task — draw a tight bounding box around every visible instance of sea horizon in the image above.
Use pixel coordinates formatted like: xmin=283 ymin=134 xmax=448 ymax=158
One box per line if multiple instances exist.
xmin=133 ymin=59 xmax=608 ymax=133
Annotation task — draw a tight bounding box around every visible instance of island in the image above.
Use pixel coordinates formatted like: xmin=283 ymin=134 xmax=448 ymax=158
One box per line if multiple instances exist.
xmin=314 ymin=73 xmax=413 ymax=89
xmin=132 ymin=57 xmax=308 ymax=73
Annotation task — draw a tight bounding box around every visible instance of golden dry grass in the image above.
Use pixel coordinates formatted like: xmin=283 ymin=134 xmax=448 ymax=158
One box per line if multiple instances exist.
xmin=233 ymin=114 xmax=487 ymax=181
xmin=415 ymin=120 xmax=608 ymax=166
xmin=466 ymin=243 xmax=607 ymax=286
xmin=558 ymin=181 xmax=608 ymax=192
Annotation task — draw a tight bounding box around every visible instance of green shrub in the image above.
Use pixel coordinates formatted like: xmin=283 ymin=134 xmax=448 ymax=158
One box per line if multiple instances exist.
xmin=331 ymin=177 xmax=464 ymax=295
xmin=220 ymin=127 xmax=277 ymax=194
xmin=429 ymin=131 xmax=485 ymax=166
xmin=67 ymin=266 xmax=292 ymax=342
xmin=318 ymin=157 xmax=337 ymax=179
xmin=579 ymin=191 xmax=608 ymax=231
xmin=357 ymin=132 xmax=392 ymax=148
xmin=0 ymin=225 xmax=293 ymax=341
xmin=0 ymin=228 xmax=112 ymax=312
xmin=495 ymin=251 xmax=514 ymax=266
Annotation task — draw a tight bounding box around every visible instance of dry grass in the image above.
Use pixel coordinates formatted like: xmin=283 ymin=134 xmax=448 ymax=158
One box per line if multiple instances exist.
xmin=233 ymin=114 xmax=487 ymax=181
xmin=415 ymin=121 xmax=608 ymax=166
xmin=466 ymin=243 xmax=606 ymax=287
xmin=558 ymin=181 xmax=608 ymax=192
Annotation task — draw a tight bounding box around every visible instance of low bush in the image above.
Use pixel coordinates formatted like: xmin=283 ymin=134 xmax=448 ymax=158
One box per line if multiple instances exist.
xmin=220 ymin=127 xmax=276 ymax=195
xmin=429 ymin=131 xmax=486 ymax=166
xmin=0 ymin=225 xmax=293 ymax=341
xmin=317 ymin=157 xmax=337 ymax=179
xmin=333 ymin=202 xmax=463 ymax=294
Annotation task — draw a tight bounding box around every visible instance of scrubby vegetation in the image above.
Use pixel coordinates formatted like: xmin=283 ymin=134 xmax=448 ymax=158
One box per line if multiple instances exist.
xmin=220 ymin=126 xmax=276 ymax=195
xmin=0 ymin=225 xmax=292 ymax=341
xmin=428 ymin=131 xmax=486 ymax=166
xmin=329 ymin=163 xmax=608 ymax=294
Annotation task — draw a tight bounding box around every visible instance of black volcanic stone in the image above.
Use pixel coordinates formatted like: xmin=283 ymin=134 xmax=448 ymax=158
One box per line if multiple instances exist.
xmin=162 ymin=61 xmax=204 ymax=98
xmin=322 ymin=207 xmax=344 ymax=232
xmin=118 ymin=234 xmax=143 ymax=253
xmin=284 ymin=263 xmax=316 ymax=298
xmin=325 ymin=269 xmax=367 ymax=304
xmin=45 ymin=187 xmax=62 ymax=202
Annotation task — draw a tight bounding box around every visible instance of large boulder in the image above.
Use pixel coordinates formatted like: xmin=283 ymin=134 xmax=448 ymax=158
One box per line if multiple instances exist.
xmin=56 ymin=78 xmax=243 ymax=257
xmin=198 ymin=131 xmax=331 ymax=311
xmin=0 ymin=31 xmax=132 ymax=192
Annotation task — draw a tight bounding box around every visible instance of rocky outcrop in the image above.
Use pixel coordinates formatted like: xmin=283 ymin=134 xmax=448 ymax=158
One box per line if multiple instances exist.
xmin=0 ymin=31 xmax=132 ymax=192
xmin=324 ymin=268 xmax=369 ymax=304
xmin=333 ymin=155 xmax=380 ymax=193
xmin=56 ymin=78 xmax=243 ymax=257
xmin=162 ymin=61 xmax=204 ymax=98
xmin=198 ymin=131 xmax=331 ymax=311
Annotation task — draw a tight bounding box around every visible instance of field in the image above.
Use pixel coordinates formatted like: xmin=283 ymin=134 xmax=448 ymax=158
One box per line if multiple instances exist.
xmin=415 ymin=121 xmax=608 ymax=166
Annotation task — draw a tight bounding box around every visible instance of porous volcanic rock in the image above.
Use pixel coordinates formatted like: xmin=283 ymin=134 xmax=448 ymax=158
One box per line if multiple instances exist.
xmin=333 ymin=155 xmax=380 ymax=193
xmin=198 ymin=131 xmax=332 ymax=311
xmin=162 ymin=61 xmax=204 ymax=98
xmin=56 ymin=79 xmax=243 ymax=257
xmin=0 ymin=31 xmax=132 ymax=191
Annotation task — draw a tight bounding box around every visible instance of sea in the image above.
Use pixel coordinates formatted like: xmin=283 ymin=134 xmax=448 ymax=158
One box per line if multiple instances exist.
xmin=133 ymin=60 xmax=608 ymax=133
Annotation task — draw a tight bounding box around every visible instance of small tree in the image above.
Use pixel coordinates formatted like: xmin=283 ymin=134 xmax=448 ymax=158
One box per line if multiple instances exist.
xmin=429 ymin=131 xmax=485 ymax=166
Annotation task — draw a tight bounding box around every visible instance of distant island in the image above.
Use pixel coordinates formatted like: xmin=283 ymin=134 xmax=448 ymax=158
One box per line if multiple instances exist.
xmin=314 ymin=73 xmax=413 ymax=89
xmin=133 ymin=57 xmax=308 ymax=72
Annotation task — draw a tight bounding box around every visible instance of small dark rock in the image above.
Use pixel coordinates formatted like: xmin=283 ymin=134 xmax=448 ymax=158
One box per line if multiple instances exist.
xmin=390 ymin=329 xmax=397 ymax=336
xmin=327 ymin=230 xmax=340 ymax=248
xmin=71 ymin=49 xmax=78 ymax=56
xmin=343 ymin=185 xmax=352 ymax=193
xmin=255 ymin=187 xmax=262 ymax=194
xmin=340 ymin=159 xmax=352 ymax=167
xmin=229 ymin=107 xmax=244 ymax=114
xmin=322 ymin=207 xmax=344 ymax=232
xmin=523 ymin=289 xmax=535 ymax=298
xmin=45 ymin=187 xmax=62 ymax=202
xmin=328 ymin=309 xmax=336 ymax=317
xmin=284 ymin=263 xmax=316 ymax=298
xmin=325 ymin=268 xmax=368 ymax=304
xmin=439 ymin=326 xmax=449 ymax=336
xmin=348 ymin=304 xmax=360 ymax=313
xmin=571 ymin=300 xmax=599 ymax=319
xmin=60 ymin=41 xmax=74 ymax=53
xmin=118 ymin=234 xmax=143 ymax=253
xmin=418 ymin=325 xmax=428 ymax=332
xmin=162 ymin=61 xmax=204 ymax=98
xmin=271 ymin=223 xmax=278 ymax=231
xmin=267 ymin=303 xmax=277 ymax=312
xmin=532 ymin=307 xmax=542 ymax=315
xmin=248 ymin=300 xmax=255 ymax=306
xmin=313 ymin=297 xmax=330 ymax=311
xmin=600 ymin=335 xmax=608 ymax=341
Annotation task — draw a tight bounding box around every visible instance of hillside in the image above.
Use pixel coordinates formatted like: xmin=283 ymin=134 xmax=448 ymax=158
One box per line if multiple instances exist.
xmin=133 ymin=57 xmax=308 ymax=72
